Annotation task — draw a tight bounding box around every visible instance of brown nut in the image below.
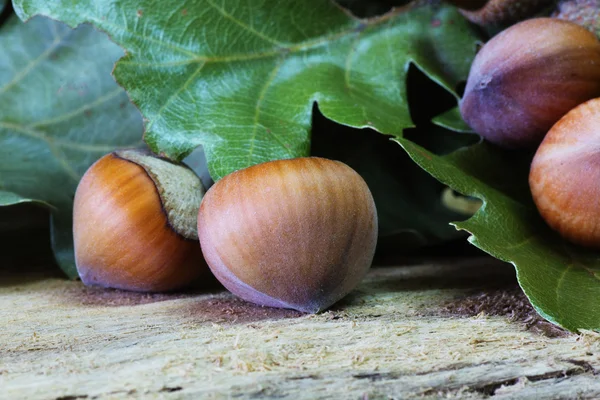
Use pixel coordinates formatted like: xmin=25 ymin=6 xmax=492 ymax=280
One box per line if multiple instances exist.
xmin=530 ymin=98 xmax=600 ymax=248
xmin=460 ymin=18 xmax=600 ymax=148
xmin=197 ymin=157 xmax=378 ymax=313
xmin=73 ymin=149 xmax=207 ymax=292
xmin=553 ymin=0 xmax=600 ymax=37
xmin=460 ymin=0 xmax=553 ymax=27
xmin=445 ymin=0 xmax=488 ymax=11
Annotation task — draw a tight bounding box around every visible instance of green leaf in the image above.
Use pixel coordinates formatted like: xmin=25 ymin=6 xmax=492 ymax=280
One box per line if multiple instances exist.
xmin=0 ymin=15 xmax=143 ymax=277
xmin=14 ymin=0 xmax=479 ymax=180
xmin=0 ymin=190 xmax=48 ymax=207
xmin=432 ymin=107 xmax=472 ymax=132
xmin=396 ymin=139 xmax=600 ymax=332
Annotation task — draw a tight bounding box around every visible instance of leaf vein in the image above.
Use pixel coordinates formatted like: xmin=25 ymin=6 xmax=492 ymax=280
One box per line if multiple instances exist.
xmin=343 ymin=34 xmax=362 ymax=93
xmin=85 ymin=15 xmax=200 ymax=58
xmin=0 ymin=29 xmax=71 ymax=96
xmin=205 ymin=0 xmax=287 ymax=47
xmin=85 ymin=15 xmax=376 ymax=65
xmin=555 ymin=262 xmax=573 ymax=322
xmin=46 ymin=143 xmax=80 ymax=182
xmin=0 ymin=121 xmax=137 ymax=153
xmin=29 ymin=87 xmax=123 ymax=128
xmin=145 ymin=61 xmax=207 ymax=132
xmin=247 ymin=59 xmax=286 ymax=163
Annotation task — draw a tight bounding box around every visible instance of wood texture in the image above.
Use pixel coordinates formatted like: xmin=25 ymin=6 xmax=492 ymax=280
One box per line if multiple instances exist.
xmin=1 ymin=258 xmax=599 ymax=399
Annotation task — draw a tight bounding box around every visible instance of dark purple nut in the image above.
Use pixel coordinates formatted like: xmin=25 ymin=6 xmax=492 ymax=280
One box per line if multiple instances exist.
xmin=460 ymin=18 xmax=600 ymax=148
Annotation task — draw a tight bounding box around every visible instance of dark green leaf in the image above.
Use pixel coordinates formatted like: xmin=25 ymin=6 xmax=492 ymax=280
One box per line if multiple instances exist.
xmin=397 ymin=139 xmax=600 ymax=332
xmin=432 ymin=107 xmax=472 ymax=132
xmin=14 ymin=0 xmax=479 ymax=180
xmin=0 ymin=15 xmax=143 ymax=277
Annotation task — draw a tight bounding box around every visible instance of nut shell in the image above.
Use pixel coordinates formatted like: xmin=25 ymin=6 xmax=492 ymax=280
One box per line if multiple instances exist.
xmin=553 ymin=0 xmax=600 ymax=36
xmin=530 ymin=98 xmax=600 ymax=248
xmin=446 ymin=0 xmax=488 ymax=11
xmin=460 ymin=18 xmax=600 ymax=148
xmin=198 ymin=157 xmax=378 ymax=313
xmin=73 ymin=151 xmax=206 ymax=292
xmin=461 ymin=0 xmax=552 ymax=26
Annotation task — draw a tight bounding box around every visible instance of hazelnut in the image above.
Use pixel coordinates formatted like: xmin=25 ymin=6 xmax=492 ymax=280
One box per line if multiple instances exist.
xmin=446 ymin=0 xmax=488 ymax=11
xmin=530 ymin=98 xmax=600 ymax=248
xmin=553 ymin=0 xmax=600 ymax=37
xmin=197 ymin=157 xmax=378 ymax=313
xmin=73 ymin=149 xmax=207 ymax=291
xmin=460 ymin=18 xmax=600 ymax=148
xmin=460 ymin=0 xmax=553 ymax=27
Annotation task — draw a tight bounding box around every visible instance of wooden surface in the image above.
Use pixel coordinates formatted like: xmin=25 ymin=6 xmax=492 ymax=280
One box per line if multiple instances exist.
xmin=1 ymin=257 xmax=599 ymax=399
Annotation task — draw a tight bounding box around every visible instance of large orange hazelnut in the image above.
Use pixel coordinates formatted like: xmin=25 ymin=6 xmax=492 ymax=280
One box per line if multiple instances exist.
xmin=197 ymin=157 xmax=378 ymax=313
xmin=460 ymin=18 xmax=600 ymax=148
xmin=73 ymin=149 xmax=207 ymax=291
xmin=530 ymin=98 xmax=600 ymax=248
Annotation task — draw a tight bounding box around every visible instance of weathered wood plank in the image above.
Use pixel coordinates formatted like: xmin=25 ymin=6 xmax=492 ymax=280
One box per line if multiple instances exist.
xmin=1 ymin=258 xmax=598 ymax=399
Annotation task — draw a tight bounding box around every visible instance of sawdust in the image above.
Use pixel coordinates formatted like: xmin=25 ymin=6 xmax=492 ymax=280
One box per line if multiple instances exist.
xmin=4 ymin=259 xmax=600 ymax=399
xmin=176 ymin=294 xmax=303 ymax=324
xmin=56 ymin=278 xmax=303 ymax=322
xmin=441 ymin=285 xmax=570 ymax=338
xmin=61 ymin=284 xmax=198 ymax=307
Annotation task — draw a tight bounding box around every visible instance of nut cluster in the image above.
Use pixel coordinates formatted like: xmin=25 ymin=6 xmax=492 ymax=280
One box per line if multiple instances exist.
xmin=73 ymin=5 xmax=600 ymax=310
xmin=458 ymin=14 xmax=600 ymax=248
xmin=73 ymin=151 xmax=378 ymax=312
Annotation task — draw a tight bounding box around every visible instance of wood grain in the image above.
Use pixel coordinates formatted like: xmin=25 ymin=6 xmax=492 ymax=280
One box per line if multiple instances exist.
xmin=1 ymin=257 xmax=599 ymax=399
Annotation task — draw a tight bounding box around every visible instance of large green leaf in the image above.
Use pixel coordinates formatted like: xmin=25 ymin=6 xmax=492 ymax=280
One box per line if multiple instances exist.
xmin=14 ymin=0 xmax=479 ymax=181
xmin=0 ymin=15 xmax=143 ymax=277
xmin=396 ymin=139 xmax=600 ymax=332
